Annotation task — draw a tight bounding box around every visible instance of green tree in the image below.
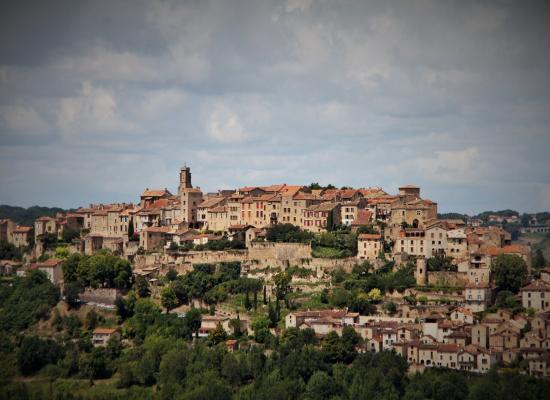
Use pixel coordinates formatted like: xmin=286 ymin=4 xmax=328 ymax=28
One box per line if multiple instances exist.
xmin=18 ymin=336 xmax=62 ymax=375
xmin=209 ymin=323 xmax=228 ymax=345
xmin=128 ymin=217 xmax=135 ymax=240
xmin=134 ymin=275 xmax=151 ymax=297
xmin=165 ymin=268 xmax=178 ymax=281
xmin=64 ymin=281 xmax=83 ymax=310
xmin=55 ymin=246 xmax=70 ymax=259
xmin=85 ymin=309 xmax=100 ymax=330
xmin=0 ymin=270 xmax=60 ymax=333
xmin=185 ymin=307 xmax=202 ymax=338
xmin=244 ymin=290 xmax=251 ymax=310
xmin=268 ymin=301 xmax=278 ymax=328
xmin=79 ymin=347 xmax=111 ymax=384
xmin=384 ymin=301 xmax=397 ymax=315
xmin=491 ymin=254 xmax=528 ymax=293
xmin=62 ymin=227 xmax=80 ymax=243
xmin=273 ymin=271 xmax=292 ymax=301
xmin=533 ymin=248 xmax=546 ymax=269
xmin=229 ymin=315 xmax=242 ymax=337
xmin=161 ymin=287 xmax=179 ymax=312
xmin=252 ymin=316 xmax=271 ymax=343
xmin=61 ymin=253 xmax=83 ymax=283
xmin=0 ymin=240 xmax=23 ymax=260
xmin=171 ymin=279 xmax=188 ymax=303
xmin=305 ymin=371 xmax=339 ymax=400
xmin=128 ymin=298 xmax=161 ymax=340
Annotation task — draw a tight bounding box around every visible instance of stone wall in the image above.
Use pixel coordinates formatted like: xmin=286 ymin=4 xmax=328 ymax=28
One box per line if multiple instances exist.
xmin=247 ymin=242 xmax=312 ymax=264
xmin=427 ymin=271 xmax=468 ymax=287
xmin=79 ymin=287 xmax=120 ymax=305
xmin=136 ymin=242 xmax=360 ymax=277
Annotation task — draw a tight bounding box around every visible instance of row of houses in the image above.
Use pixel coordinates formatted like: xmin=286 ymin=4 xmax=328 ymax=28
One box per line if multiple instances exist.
xmin=285 ymin=306 xmax=550 ymax=377
xmin=0 ymin=218 xmax=33 ymax=248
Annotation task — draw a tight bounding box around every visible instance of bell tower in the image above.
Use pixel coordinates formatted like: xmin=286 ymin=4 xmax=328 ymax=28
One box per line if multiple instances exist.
xmin=179 ymin=165 xmax=192 ymax=192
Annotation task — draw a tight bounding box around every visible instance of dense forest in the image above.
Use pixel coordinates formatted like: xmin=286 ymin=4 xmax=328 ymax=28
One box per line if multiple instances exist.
xmin=0 ymin=205 xmax=67 ymax=226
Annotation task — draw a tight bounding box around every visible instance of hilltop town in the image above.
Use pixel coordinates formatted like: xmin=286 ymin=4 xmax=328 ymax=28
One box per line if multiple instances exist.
xmin=1 ymin=165 xmax=550 ymax=391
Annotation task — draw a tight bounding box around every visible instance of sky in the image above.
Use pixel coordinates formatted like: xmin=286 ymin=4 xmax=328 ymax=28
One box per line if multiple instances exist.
xmin=0 ymin=0 xmax=549 ymax=214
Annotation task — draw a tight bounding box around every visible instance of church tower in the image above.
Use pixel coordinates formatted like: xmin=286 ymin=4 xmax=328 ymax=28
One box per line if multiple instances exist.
xmin=178 ymin=165 xmax=203 ymax=226
xmin=178 ymin=165 xmax=192 ymax=193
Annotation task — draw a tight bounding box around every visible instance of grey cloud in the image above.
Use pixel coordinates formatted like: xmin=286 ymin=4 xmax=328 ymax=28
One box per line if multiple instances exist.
xmin=0 ymin=0 xmax=549 ymax=213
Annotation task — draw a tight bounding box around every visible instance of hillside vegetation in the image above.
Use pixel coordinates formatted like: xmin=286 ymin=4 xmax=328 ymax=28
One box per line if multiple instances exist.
xmin=0 ymin=205 xmax=66 ymax=226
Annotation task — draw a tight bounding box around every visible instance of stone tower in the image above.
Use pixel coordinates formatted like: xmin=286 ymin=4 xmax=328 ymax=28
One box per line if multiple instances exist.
xmin=178 ymin=165 xmax=203 ymax=226
xmin=415 ymin=256 xmax=427 ymax=286
xmin=178 ymin=165 xmax=192 ymax=192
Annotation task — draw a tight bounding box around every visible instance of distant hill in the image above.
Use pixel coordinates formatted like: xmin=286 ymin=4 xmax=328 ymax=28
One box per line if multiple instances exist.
xmin=0 ymin=205 xmax=67 ymax=227
xmin=437 ymin=213 xmax=468 ymax=222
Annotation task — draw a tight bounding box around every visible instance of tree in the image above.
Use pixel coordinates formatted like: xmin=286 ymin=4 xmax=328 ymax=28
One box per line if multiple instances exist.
xmin=229 ymin=315 xmax=242 ymax=337
xmin=252 ymin=316 xmax=271 ymax=343
xmin=305 ymin=371 xmax=339 ymax=400
xmin=115 ymin=296 xmax=133 ymax=321
xmin=330 ymin=288 xmax=351 ymax=307
xmin=165 ymin=268 xmax=178 ymax=281
xmin=62 ymin=253 xmax=83 ymax=283
xmin=209 ymin=323 xmax=228 ymax=345
xmin=185 ymin=307 xmax=202 ymax=338
xmin=79 ymin=347 xmax=111 ymax=384
xmin=18 ymin=336 xmax=62 ymax=375
xmin=161 ymin=287 xmax=179 ymax=312
xmin=244 ymin=290 xmax=251 ymax=310
xmin=263 ymin=285 xmax=267 ymax=304
xmin=533 ymin=248 xmax=546 ymax=269
xmin=308 ymin=182 xmax=322 ymax=190
xmin=0 ymin=270 xmax=60 ymax=333
xmin=86 ymin=309 xmax=100 ymax=330
xmin=55 ymin=246 xmax=70 ymax=259
xmin=128 ymin=298 xmax=161 ymax=340
xmin=491 ymin=254 xmax=528 ymax=293
xmin=64 ymin=281 xmax=82 ymax=309
xmin=384 ymin=301 xmax=397 ymax=315
xmin=105 ymin=335 xmax=122 ymax=359
xmin=62 ymin=227 xmax=80 ymax=243
xmin=128 ymin=217 xmax=135 ymax=240
xmin=367 ymin=288 xmax=382 ymax=302
xmin=172 ymin=279 xmax=189 ymax=304
xmin=0 ymin=240 xmax=23 ymax=260
xmin=134 ymin=275 xmax=151 ymax=297
xmin=273 ymin=271 xmax=292 ymax=301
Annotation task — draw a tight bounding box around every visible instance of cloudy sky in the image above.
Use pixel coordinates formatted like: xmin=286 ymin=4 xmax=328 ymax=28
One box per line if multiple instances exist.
xmin=1 ymin=0 xmax=549 ymax=214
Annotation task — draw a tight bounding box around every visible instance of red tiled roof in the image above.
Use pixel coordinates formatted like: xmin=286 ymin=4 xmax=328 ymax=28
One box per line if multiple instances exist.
xmin=239 ymin=186 xmax=264 ymax=193
xmin=141 ymin=188 xmax=172 ymax=197
xmin=521 ymin=279 xmax=550 ymax=292
xmin=437 ymin=343 xmax=460 ymax=353
xmin=93 ymin=327 xmax=119 ymax=335
xmin=352 ymin=210 xmax=373 ymax=226
xmin=358 ymin=233 xmax=381 ymax=240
